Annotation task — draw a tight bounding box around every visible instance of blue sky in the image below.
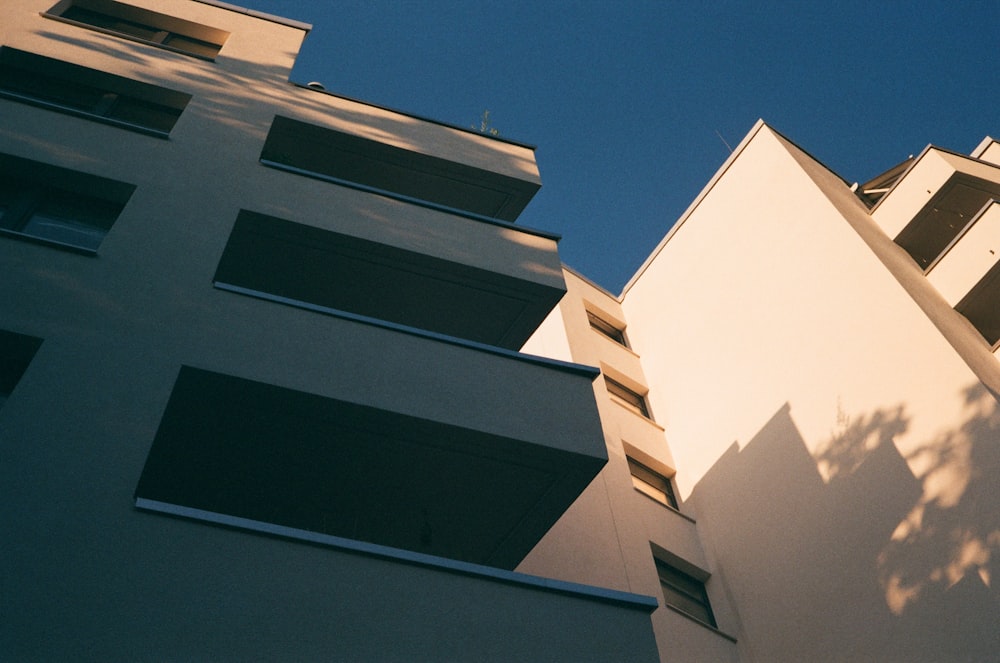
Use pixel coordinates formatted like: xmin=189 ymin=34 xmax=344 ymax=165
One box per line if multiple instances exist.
xmin=249 ymin=1 xmax=997 ymax=292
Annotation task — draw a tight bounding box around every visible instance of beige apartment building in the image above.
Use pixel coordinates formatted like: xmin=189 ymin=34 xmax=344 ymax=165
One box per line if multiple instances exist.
xmin=1 ymin=1 xmax=998 ymax=661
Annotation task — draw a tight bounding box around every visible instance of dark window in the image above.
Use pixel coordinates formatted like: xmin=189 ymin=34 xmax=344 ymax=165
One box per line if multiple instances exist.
xmin=627 ymin=456 xmax=678 ymax=509
xmin=605 ymin=376 xmax=651 ymax=419
xmin=587 ymin=310 xmax=627 ymax=346
xmin=0 ymin=153 xmax=134 ymax=253
xmin=655 ymin=557 xmax=716 ymax=628
xmin=47 ymin=1 xmax=228 ymax=60
xmin=0 ymin=330 xmax=43 ymax=410
xmin=0 ymin=47 xmax=190 ymax=135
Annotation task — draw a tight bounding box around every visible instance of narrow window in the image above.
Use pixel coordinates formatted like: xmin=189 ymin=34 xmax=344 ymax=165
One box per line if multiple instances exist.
xmin=587 ymin=310 xmax=627 ymax=346
xmin=605 ymin=376 xmax=651 ymax=419
xmin=654 ymin=557 xmax=716 ymax=628
xmin=0 ymin=330 xmax=43 ymax=410
xmin=0 ymin=154 xmax=134 ymax=254
xmin=46 ymin=1 xmax=228 ymax=60
xmin=627 ymin=456 xmax=678 ymax=509
xmin=0 ymin=48 xmax=190 ymax=136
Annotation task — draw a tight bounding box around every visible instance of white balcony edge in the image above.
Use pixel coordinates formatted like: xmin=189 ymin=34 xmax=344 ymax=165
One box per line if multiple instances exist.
xmin=135 ymin=497 xmax=659 ymax=612
xmin=213 ymin=281 xmax=600 ymax=379
xmin=258 ymin=159 xmax=559 ymax=241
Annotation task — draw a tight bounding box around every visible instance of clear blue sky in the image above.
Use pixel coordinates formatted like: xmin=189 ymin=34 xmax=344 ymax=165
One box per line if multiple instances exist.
xmin=249 ymin=0 xmax=997 ymax=292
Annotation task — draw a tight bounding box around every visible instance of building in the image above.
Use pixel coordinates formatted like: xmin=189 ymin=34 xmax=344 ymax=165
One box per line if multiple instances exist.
xmin=2 ymin=2 xmax=998 ymax=661
xmin=522 ymin=123 xmax=1000 ymax=662
xmin=0 ymin=1 xmax=658 ymax=660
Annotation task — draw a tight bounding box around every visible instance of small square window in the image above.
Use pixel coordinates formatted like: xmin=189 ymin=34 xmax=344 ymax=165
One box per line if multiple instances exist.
xmin=605 ymin=376 xmax=651 ymax=419
xmin=627 ymin=456 xmax=678 ymax=509
xmin=654 ymin=556 xmax=716 ymax=628
xmin=587 ymin=310 xmax=628 ymax=346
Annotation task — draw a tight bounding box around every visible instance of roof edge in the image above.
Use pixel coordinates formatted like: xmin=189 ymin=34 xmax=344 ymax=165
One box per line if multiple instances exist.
xmin=619 ymin=119 xmax=769 ymax=299
xmin=192 ymin=0 xmax=312 ymax=31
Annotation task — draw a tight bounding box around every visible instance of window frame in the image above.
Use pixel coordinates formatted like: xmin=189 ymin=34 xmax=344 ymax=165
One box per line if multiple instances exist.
xmin=626 ymin=456 xmax=678 ymax=510
xmin=586 ymin=310 xmax=628 ymax=347
xmin=43 ymin=0 xmax=229 ymax=61
xmin=653 ymin=555 xmax=717 ymax=628
xmin=604 ymin=376 xmax=652 ymax=419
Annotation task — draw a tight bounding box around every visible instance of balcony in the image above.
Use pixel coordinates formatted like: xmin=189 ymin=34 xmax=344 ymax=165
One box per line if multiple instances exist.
xmin=136 ymin=314 xmax=608 ymax=570
xmin=214 ymin=210 xmax=566 ymax=349
xmin=923 ymin=200 xmax=1000 ymax=347
xmin=870 ymin=147 xmax=1000 ymax=270
xmin=260 ymin=115 xmax=540 ymax=222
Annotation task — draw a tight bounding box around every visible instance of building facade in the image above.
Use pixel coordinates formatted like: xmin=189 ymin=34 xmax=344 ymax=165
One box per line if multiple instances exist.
xmin=3 ymin=1 xmax=998 ymax=661
xmin=0 ymin=1 xmax=659 ymax=660
xmin=523 ymin=123 xmax=1000 ymax=661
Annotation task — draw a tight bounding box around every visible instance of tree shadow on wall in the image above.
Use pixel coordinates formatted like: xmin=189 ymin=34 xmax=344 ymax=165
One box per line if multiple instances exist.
xmin=688 ymin=386 xmax=1000 ymax=663
xmin=872 ymin=383 xmax=1000 ymax=621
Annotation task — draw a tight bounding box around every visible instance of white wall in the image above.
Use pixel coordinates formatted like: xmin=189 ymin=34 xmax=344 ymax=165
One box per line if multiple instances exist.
xmin=621 ymin=123 xmax=1000 ymax=661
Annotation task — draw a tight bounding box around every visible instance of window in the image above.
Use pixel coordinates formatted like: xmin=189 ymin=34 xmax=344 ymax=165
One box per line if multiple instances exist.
xmin=654 ymin=556 xmax=716 ymax=628
xmin=0 ymin=47 xmax=190 ymax=136
xmin=627 ymin=456 xmax=678 ymax=509
xmin=0 ymin=330 xmax=43 ymax=410
xmin=605 ymin=376 xmax=651 ymax=418
xmin=587 ymin=310 xmax=627 ymax=346
xmin=46 ymin=0 xmax=228 ymax=60
xmin=0 ymin=153 xmax=134 ymax=253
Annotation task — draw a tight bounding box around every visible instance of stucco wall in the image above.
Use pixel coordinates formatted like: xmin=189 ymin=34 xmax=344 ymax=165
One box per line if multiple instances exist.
xmin=621 ymin=123 xmax=1000 ymax=661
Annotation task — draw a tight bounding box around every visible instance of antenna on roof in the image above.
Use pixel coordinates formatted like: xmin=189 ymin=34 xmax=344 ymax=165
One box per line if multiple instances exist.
xmin=715 ymin=130 xmax=733 ymax=154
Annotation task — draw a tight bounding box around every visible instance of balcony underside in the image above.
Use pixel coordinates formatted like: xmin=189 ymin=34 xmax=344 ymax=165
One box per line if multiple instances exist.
xmin=261 ymin=115 xmax=540 ymax=222
xmin=136 ymin=365 xmax=606 ymax=569
xmin=214 ymin=210 xmax=565 ymax=349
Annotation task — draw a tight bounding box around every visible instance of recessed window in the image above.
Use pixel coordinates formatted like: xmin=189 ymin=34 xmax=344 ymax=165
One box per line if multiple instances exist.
xmin=0 ymin=153 xmax=134 ymax=253
xmin=46 ymin=0 xmax=228 ymax=60
xmin=587 ymin=310 xmax=627 ymax=346
xmin=0 ymin=47 xmax=190 ymax=136
xmin=654 ymin=556 xmax=716 ymax=628
xmin=605 ymin=376 xmax=651 ymax=419
xmin=627 ymin=456 xmax=678 ymax=509
xmin=0 ymin=329 xmax=43 ymax=410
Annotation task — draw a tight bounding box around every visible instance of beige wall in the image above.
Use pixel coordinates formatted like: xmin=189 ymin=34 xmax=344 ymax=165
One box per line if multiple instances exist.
xmin=621 ymin=122 xmax=1000 ymax=661
xmin=522 ymin=269 xmax=741 ymax=661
